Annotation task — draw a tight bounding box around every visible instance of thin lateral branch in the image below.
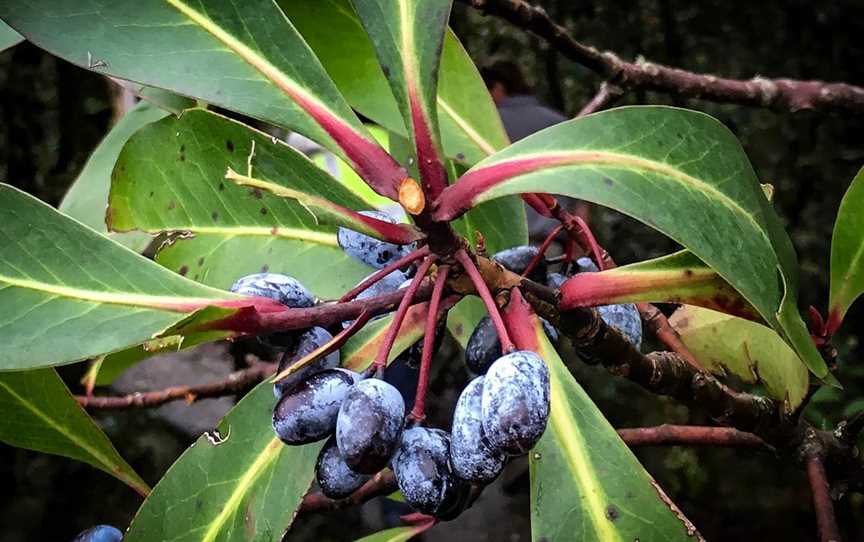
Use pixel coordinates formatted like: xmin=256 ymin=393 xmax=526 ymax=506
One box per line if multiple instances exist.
xmin=373 ymin=257 xmax=437 ymax=371
xmin=807 ymin=453 xmax=843 ymax=542
xmin=456 ymin=249 xmax=516 ymax=352
xmin=410 ymin=265 xmax=450 ymax=422
xmin=617 ymin=424 xmax=768 ymax=449
xmin=577 ymin=82 xmax=625 ymax=117
xmin=76 ymin=362 xmax=275 ymax=410
xmin=636 ymin=302 xmax=702 ymax=369
xmin=463 ymin=0 xmax=864 ymax=114
xmin=340 ymin=246 xmax=431 ymax=302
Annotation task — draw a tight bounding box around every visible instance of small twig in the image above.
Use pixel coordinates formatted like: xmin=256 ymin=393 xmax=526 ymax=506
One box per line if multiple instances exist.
xmin=522 ymin=224 xmax=564 ymax=278
xmin=635 ymin=302 xmax=702 ymax=369
xmin=807 ymin=453 xmax=843 ymax=542
xmin=577 ymin=82 xmax=625 ymax=117
xmin=339 ymin=246 xmax=431 ymax=302
xmin=76 ymin=362 xmax=275 ymax=410
xmin=455 ymin=249 xmax=515 ymax=353
xmin=463 ymin=0 xmax=864 ymax=114
xmin=373 ymin=257 xmax=437 ymax=373
xmin=410 ymin=265 xmax=450 ymax=422
xmin=617 ymin=425 xmax=769 ymax=449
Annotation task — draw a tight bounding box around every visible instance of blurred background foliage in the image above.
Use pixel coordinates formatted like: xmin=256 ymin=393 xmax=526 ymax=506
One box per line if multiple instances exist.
xmin=1 ymin=0 xmax=863 ymax=540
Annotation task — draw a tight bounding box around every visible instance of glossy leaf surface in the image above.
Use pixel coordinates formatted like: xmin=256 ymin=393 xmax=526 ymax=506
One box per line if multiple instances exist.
xmin=669 ymin=306 xmax=809 ymax=410
xmin=829 ymin=166 xmax=864 ymax=333
xmin=436 ymin=106 xmax=824 ymax=377
xmin=0 ymin=185 xmax=251 ymax=370
xmin=1 ymin=0 xmax=404 ymax=198
xmin=0 ymin=368 xmax=149 ymax=496
xmin=109 ymin=109 xmax=375 ymax=297
xmin=60 ymin=101 xmax=169 ymax=251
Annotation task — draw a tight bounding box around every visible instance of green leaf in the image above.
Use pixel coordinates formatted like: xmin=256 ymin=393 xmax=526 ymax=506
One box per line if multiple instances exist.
xmin=523 ymin=321 xmax=698 ymax=540
xmin=0 ymin=368 xmax=149 ymax=496
xmin=109 ymin=108 xmax=379 ymax=297
xmin=354 ymin=524 xmax=432 ymax=542
xmin=0 ymin=19 xmax=22 ymax=51
xmin=560 ymin=251 xmax=760 ymax=321
xmin=446 ymin=296 xmax=486 ymax=349
xmin=1 ymin=0 xmax=404 ymax=199
xmin=829 ymin=166 xmax=864 ymax=333
xmin=351 ymin=0 xmax=452 ymax=194
xmin=669 ymin=305 xmax=809 ymax=410
xmin=0 ymin=184 xmax=251 ymax=370
xmin=435 ymin=106 xmax=826 ymax=378
xmin=283 ymin=0 xmax=509 ymax=167
xmin=125 ymin=382 xmax=319 ymax=542
xmin=60 ymin=101 xmax=170 ymax=251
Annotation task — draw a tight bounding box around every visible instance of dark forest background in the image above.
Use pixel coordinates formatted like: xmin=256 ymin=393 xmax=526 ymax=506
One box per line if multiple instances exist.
xmin=2 ymin=1 xmax=864 ymax=540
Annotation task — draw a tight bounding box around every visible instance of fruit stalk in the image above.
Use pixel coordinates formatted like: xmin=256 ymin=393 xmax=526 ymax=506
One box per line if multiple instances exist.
xmin=372 ymin=257 xmax=437 ymax=373
xmin=340 ymin=246 xmax=431 ymax=302
xmin=455 ymin=249 xmax=515 ymax=353
xmin=410 ymin=264 xmax=450 ymax=422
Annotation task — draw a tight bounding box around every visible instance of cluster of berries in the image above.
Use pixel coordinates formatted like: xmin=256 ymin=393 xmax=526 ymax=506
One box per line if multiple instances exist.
xmin=226 ymin=212 xmax=642 ymax=519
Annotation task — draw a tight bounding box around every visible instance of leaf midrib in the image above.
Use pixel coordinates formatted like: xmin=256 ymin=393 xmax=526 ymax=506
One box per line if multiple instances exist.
xmin=0 ymin=377 xmax=148 ymax=494
xmin=201 ymin=437 xmax=283 ymax=542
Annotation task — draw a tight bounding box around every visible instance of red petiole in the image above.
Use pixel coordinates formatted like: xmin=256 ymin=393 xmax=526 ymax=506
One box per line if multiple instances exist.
xmin=339 ymin=246 xmax=431 ymax=302
xmin=409 ymin=265 xmax=450 ymax=422
xmin=455 ymin=249 xmax=515 ymax=353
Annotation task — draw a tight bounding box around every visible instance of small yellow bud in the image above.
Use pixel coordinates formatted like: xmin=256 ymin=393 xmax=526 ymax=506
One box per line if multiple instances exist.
xmin=398 ymin=177 xmax=425 ymax=215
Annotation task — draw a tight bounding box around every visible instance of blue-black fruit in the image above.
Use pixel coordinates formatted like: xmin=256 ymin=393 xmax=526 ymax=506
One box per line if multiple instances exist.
xmin=465 ymin=316 xmax=558 ymax=375
xmin=343 ymin=270 xmax=407 ymax=329
xmin=336 ymin=378 xmax=405 ymax=474
xmin=274 ymin=327 xmax=340 ymax=398
xmin=392 ymin=427 xmax=470 ymax=518
xmin=337 ymin=210 xmax=412 ymax=269
xmin=492 ymin=245 xmax=547 ymax=283
xmin=481 ymin=351 xmax=550 ymax=455
xmin=73 ymin=525 xmax=123 ymax=542
xmin=272 ymin=368 xmax=361 ymax=445
xmin=230 ymin=273 xmax=315 ymax=349
xmin=316 ymin=435 xmax=371 ymax=499
xmin=450 ymin=376 xmax=506 ymax=484
xmin=555 ymin=257 xmax=643 ymax=348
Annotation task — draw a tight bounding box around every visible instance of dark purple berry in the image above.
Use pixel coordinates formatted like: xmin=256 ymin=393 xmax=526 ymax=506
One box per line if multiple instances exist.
xmin=336 ymin=378 xmax=405 ymax=474
xmin=492 ymin=245 xmax=547 ymax=283
xmin=274 ymin=327 xmax=340 ymax=398
xmin=392 ymin=427 xmax=469 ymax=518
xmin=73 ymin=525 xmax=123 ymax=542
xmin=337 ymin=210 xmax=412 ymax=269
xmin=343 ymin=270 xmax=407 ymax=329
xmin=451 ymin=377 xmax=506 ymax=484
xmin=230 ymin=272 xmax=315 ymax=350
xmin=481 ymin=350 xmax=550 ymax=455
xmin=465 ymin=316 xmax=558 ymax=375
xmin=316 ymin=435 xmax=371 ymax=499
xmin=546 ymin=271 xmax=567 ymax=289
xmin=272 ymin=368 xmax=361 ymax=445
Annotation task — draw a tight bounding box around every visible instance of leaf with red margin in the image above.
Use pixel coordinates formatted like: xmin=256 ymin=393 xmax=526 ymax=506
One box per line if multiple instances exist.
xmin=436 ymin=106 xmax=826 ymax=379
xmin=559 ymin=251 xmax=761 ymax=321
xmin=225 ymin=170 xmax=423 ymax=245
xmin=502 ymin=290 xmax=699 ymax=541
xmin=1 ymin=0 xmax=405 ymax=200
xmin=351 ymin=0 xmax=453 ymax=198
xmin=828 ymin=166 xmax=864 ymax=335
xmin=0 ymin=184 xmax=277 ymax=370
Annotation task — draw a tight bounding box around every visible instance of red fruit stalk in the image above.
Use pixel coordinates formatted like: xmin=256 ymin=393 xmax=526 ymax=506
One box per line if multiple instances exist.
xmin=455 ymin=249 xmax=515 ymax=353
xmin=409 ymin=265 xmax=450 ymax=422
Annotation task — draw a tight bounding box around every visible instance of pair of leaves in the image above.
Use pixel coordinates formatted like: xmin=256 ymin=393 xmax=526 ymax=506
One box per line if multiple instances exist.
xmin=435 ymin=106 xmax=826 ymax=379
